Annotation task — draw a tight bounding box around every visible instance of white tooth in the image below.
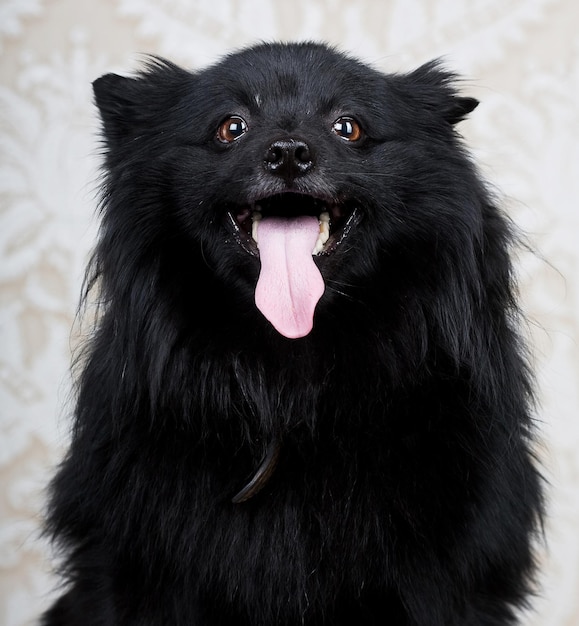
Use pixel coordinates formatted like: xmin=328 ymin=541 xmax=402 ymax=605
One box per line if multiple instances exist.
xmin=252 ymin=211 xmax=262 ymax=243
xmin=319 ymin=220 xmax=329 ymax=244
xmin=312 ymin=238 xmax=324 ymax=255
xmin=312 ymin=212 xmax=331 ymax=255
xmin=314 ymin=212 xmax=330 ymax=253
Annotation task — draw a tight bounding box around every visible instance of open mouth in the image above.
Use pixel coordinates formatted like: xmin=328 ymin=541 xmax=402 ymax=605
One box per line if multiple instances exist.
xmin=225 ymin=192 xmax=360 ymax=257
xmin=222 ymin=192 xmax=361 ymax=339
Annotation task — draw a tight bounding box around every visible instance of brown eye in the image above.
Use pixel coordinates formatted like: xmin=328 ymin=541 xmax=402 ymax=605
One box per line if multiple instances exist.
xmin=331 ymin=117 xmax=362 ymax=142
xmin=217 ymin=116 xmax=248 ymax=143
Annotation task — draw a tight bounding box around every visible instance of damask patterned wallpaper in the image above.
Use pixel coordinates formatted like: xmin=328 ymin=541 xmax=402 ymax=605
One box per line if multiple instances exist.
xmin=1 ymin=1 xmax=578 ymax=624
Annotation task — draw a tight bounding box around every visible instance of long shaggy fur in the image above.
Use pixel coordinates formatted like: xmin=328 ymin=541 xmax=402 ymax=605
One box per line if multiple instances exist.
xmin=43 ymin=42 xmax=543 ymax=625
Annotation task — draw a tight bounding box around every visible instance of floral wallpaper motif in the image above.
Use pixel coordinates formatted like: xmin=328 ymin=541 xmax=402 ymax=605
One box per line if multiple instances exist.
xmin=1 ymin=1 xmax=578 ymax=624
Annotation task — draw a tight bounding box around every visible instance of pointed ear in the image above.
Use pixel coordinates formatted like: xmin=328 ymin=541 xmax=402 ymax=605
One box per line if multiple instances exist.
xmin=405 ymin=61 xmax=479 ymax=125
xmin=93 ymin=58 xmax=191 ymax=147
xmin=93 ymin=73 xmax=140 ymax=144
xmin=445 ymin=96 xmax=479 ymax=124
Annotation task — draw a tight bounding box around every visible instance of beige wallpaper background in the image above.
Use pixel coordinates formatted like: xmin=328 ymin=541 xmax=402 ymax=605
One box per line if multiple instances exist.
xmin=1 ymin=0 xmax=578 ymax=624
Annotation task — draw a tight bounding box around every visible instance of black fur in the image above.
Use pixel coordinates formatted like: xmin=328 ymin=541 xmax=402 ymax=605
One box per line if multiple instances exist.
xmin=43 ymin=42 xmax=543 ymax=625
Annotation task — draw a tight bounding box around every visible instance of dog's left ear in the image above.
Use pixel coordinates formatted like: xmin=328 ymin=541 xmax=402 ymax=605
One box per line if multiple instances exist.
xmin=406 ymin=61 xmax=479 ymax=125
xmin=444 ymin=96 xmax=479 ymax=124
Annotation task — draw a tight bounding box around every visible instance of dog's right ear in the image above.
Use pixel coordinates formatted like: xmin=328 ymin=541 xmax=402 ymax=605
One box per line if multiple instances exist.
xmin=93 ymin=74 xmax=139 ymax=145
xmin=93 ymin=59 xmax=191 ymax=148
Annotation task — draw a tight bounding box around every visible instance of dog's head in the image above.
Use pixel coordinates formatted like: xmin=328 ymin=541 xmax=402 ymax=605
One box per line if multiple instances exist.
xmin=93 ymin=43 xmax=480 ymax=340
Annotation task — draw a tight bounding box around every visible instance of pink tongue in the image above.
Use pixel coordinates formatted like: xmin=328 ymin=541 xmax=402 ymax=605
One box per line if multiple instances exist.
xmin=255 ymin=216 xmax=325 ymax=339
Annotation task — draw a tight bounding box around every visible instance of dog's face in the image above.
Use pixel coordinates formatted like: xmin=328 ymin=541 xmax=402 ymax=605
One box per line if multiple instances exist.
xmin=94 ymin=43 xmax=479 ymax=339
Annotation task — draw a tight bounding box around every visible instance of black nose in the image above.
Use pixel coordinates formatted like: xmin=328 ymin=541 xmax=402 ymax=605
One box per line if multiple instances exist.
xmin=263 ymin=139 xmax=314 ymax=180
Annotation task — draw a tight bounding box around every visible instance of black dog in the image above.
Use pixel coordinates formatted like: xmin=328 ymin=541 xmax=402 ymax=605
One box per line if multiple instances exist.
xmin=43 ymin=42 xmax=543 ymax=625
